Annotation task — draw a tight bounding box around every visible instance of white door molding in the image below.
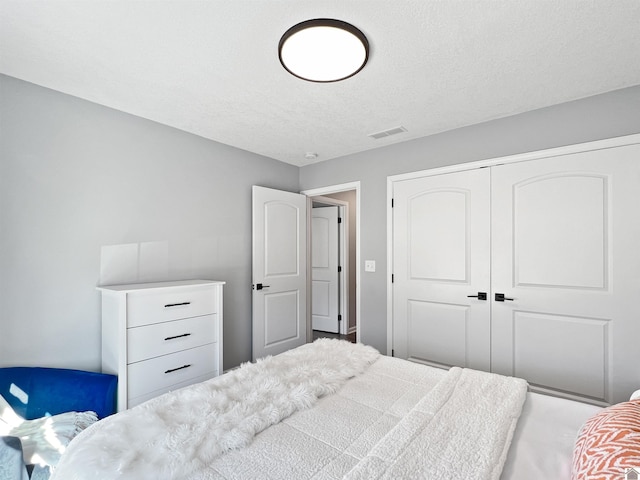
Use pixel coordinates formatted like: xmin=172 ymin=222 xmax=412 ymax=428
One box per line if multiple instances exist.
xmin=302 ymin=182 xmax=361 ymax=343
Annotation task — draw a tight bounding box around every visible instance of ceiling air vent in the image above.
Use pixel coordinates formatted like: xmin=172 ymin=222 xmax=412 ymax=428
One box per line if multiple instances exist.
xmin=368 ymin=126 xmax=407 ymax=140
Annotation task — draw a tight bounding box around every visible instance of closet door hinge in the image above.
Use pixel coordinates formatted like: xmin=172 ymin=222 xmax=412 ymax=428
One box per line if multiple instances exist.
xmin=392 ymin=349 xmax=395 ymax=357
xmin=338 ymin=315 xmax=342 ymax=321
xmin=391 ymin=274 xmax=394 ymax=283
xmin=391 ymin=198 xmax=394 ymax=208
xmin=338 ymin=217 xmax=342 ymax=223
xmin=338 ymin=266 xmax=342 ymax=272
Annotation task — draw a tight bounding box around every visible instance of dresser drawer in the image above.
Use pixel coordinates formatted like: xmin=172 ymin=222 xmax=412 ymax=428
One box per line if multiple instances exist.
xmin=127 ymin=343 xmax=218 ymax=401
xmin=127 ymin=314 xmax=218 ymax=364
xmin=128 ymin=372 xmax=217 ymax=408
xmin=127 ymin=287 xmax=216 ymax=327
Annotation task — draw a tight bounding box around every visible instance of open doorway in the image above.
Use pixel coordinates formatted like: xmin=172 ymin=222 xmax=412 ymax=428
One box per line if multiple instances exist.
xmin=311 ymin=199 xmax=348 ymax=338
xmin=302 ymin=183 xmax=360 ymax=344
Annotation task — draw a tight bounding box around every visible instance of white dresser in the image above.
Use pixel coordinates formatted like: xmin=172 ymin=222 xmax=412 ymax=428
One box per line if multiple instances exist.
xmin=98 ymin=280 xmax=224 ymax=411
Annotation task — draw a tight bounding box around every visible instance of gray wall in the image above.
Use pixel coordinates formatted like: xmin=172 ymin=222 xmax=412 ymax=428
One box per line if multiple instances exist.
xmin=299 ymin=85 xmax=640 ymax=354
xmin=0 ymin=75 xmax=299 ymax=371
xmin=2 ymin=73 xmax=639 ymax=371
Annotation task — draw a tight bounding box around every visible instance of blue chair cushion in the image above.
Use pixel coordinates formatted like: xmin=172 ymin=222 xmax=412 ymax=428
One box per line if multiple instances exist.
xmin=0 ymin=367 xmax=117 ymax=420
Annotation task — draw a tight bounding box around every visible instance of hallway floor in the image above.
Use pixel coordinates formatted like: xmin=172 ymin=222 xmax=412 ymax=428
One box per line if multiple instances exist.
xmin=312 ymin=330 xmax=356 ymax=343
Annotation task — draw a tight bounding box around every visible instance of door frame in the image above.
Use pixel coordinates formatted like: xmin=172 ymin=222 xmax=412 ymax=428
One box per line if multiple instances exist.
xmin=386 ymin=133 xmax=640 ymax=355
xmin=312 ymin=198 xmax=349 ymax=335
xmin=302 ymin=181 xmax=361 ymax=343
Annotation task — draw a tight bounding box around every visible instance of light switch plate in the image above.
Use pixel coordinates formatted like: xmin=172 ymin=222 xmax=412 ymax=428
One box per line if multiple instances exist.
xmin=365 ymin=260 xmax=376 ymax=272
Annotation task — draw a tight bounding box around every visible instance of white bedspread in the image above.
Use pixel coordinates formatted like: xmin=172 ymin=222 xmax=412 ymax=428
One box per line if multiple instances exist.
xmin=53 ymin=341 xmax=529 ymax=480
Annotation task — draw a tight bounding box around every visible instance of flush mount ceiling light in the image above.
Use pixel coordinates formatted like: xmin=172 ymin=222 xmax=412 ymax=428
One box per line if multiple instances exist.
xmin=279 ymin=19 xmax=369 ymax=82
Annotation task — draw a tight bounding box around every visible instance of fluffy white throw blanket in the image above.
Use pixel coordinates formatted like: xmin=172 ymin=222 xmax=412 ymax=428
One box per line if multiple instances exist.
xmin=344 ymin=366 xmax=528 ymax=480
xmin=52 ymin=338 xmax=379 ymax=480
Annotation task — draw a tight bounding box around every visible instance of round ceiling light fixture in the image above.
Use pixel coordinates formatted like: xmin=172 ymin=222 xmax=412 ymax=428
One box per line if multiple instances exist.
xmin=279 ymin=19 xmax=369 ymax=83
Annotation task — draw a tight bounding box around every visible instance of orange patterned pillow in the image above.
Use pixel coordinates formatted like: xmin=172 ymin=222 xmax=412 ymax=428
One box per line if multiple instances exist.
xmin=572 ymin=399 xmax=640 ymax=480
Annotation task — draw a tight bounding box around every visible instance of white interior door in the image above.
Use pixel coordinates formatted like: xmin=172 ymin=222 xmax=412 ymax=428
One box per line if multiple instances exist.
xmin=252 ymin=186 xmax=307 ymax=361
xmin=392 ymin=168 xmax=491 ymax=371
xmin=491 ymin=147 xmax=640 ymax=404
xmin=312 ymin=206 xmax=340 ymax=333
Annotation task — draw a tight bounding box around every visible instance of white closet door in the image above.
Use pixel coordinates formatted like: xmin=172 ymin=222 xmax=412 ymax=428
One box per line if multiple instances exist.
xmin=491 ymin=146 xmax=640 ymax=404
xmin=393 ymin=168 xmax=491 ymax=370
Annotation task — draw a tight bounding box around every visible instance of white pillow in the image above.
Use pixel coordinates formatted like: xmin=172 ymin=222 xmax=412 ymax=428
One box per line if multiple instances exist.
xmin=630 ymin=389 xmax=640 ymax=401
xmin=0 ymin=394 xmax=97 ymax=467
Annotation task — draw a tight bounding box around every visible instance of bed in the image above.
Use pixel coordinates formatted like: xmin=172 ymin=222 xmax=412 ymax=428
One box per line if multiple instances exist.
xmin=50 ymin=339 xmax=638 ymax=480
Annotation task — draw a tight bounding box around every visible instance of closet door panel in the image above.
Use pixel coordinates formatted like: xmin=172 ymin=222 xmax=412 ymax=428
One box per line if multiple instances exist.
xmin=491 ymin=146 xmax=640 ymax=404
xmin=407 ymin=300 xmax=469 ymax=367
xmin=511 ymin=311 xmax=608 ymax=399
xmin=393 ymin=168 xmax=491 ymax=371
xmin=514 ymin=174 xmax=606 ymax=289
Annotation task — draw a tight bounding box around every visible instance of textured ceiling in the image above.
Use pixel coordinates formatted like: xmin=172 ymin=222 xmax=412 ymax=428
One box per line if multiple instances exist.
xmin=2 ymin=1 xmax=640 ymax=166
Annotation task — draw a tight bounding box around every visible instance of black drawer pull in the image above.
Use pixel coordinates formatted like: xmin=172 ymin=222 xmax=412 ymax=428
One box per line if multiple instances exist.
xmin=164 ymin=333 xmax=191 ymax=341
xmin=164 ymin=364 xmax=191 ymax=374
xmin=164 ymin=301 xmax=191 ymax=308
